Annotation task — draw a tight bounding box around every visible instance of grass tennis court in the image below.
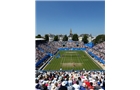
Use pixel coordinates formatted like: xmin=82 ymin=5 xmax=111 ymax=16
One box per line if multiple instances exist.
xmin=43 ymin=51 xmax=103 ymax=70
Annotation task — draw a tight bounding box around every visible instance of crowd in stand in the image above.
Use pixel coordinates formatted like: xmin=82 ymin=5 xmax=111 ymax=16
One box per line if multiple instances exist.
xmin=66 ymin=41 xmax=85 ymax=48
xmin=51 ymin=41 xmax=85 ymax=48
xmin=36 ymin=42 xmax=58 ymax=63
xmin=36 ymin=47 xmax=46 ymax=63
xmin=35 ymin=70 xmax=105 ymax=90
xmin=86 ymin=42 xmax=105 ymax=60
xmin=92 ymin=42 xmax=105 ymax=54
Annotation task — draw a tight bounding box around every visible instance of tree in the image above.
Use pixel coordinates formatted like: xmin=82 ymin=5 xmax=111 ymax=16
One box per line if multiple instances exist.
xmin=36 ymin=34 xmax=42 ymax=38
xmin=82 ymin=35 xmax=88 ymax=44
xmin=72 ymin=34 xmax=79 ymax=41
xmin=63 ymin=35 xmax=68 ymax=41
xmin=92 ymin=34 xmax=105 ymax=45
xmin=44 ymin=34 xmax=49 ymax=41
xmin=54 ymin=35 xmax=59 ymax=41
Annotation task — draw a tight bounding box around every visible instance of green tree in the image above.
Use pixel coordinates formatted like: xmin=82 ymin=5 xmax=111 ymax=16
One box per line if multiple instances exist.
xmin=92 ymin=34 xmax=105 ymax=44
xmin=36 ymin=34 xmax=42 ymax=38
xmin=44 ymin=34 xmax=49 ymax=41
xmin=54 ymin=35 xmax=59 ymax=41
xmin=72 ymin=34 xmax=79 ymax=41
xmin=82 ymin=35 xmax=88 ymax=44
xmin=63 ymin=35 xmax=68 ymax=41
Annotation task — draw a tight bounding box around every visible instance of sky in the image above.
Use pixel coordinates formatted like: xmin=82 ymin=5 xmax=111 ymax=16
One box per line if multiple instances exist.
xmin=36 ymin=1 xmax=105 ymax=37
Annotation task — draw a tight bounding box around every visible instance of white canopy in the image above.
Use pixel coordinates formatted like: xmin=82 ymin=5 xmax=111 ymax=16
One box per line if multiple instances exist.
xmin=35 ymin=38 xmax=45 ymax=40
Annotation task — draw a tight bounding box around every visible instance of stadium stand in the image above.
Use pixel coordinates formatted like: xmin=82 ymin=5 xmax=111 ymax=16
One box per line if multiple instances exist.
xmin=86 ymin=42 xmax=105 ymax=64
xmin=35 ymin=70 xmax=105 ymax=90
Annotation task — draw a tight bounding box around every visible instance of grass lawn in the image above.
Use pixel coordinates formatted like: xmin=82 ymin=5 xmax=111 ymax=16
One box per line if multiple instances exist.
xmin=43 ymin=51 xmax=103 ymax=70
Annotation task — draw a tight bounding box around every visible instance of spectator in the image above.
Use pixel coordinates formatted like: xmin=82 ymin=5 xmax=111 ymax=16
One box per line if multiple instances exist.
xmin=59 ymin=82 xmax=67 ymax=90
xmin=72 ymin=81 xmax=80 ymax=90
xmin=88 ymin=82 xmax=94 ymax=90
xmin=80 ymin=83 xmax=87 ymax=90
xmin=35 ymin=79 xmax=42 ymax=90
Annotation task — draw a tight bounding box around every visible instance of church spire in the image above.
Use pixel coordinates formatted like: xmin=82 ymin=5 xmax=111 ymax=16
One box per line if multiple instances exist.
xmin=70 ymin=28 xmax=72 ymax=35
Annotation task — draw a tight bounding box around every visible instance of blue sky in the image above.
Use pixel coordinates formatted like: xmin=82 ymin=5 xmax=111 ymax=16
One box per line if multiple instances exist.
xmin=36 ymin=1 xmax=105 ymax=36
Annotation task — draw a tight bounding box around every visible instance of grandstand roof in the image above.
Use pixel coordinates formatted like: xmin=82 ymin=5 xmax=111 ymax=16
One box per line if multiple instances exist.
xmin=35 ymin=38 xmax=45 ymax=40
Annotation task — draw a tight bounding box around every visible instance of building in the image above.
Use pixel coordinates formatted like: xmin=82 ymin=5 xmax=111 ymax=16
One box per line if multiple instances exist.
xmin=48 ymin=34 xmax=55 ymax=41
xmin=68 ymin=29 xmax=73 ymax=41
xmin=79 ymin=34 xmax=94 ymax=42
xmin=45 ymin=29 xmax=95 ymax=42
xmin=58 ymin=34 xmax=65 ymax=41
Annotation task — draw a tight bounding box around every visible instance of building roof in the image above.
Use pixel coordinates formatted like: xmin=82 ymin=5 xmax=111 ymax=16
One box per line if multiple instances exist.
xmin=35 ymin=38 xmax=45 ymax=40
